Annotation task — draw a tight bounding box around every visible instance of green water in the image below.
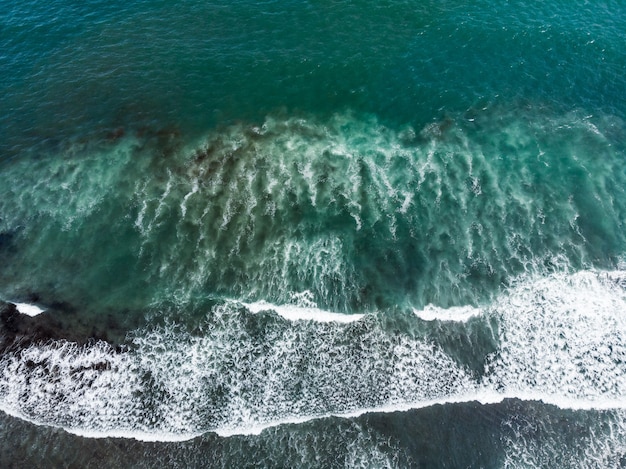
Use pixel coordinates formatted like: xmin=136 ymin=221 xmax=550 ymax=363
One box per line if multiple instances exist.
xmin=1 ymin=108 xmax=625 ymax=317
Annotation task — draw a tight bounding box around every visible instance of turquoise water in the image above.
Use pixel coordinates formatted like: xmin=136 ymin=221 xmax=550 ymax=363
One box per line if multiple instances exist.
xmin=1 ymin=1 xmax=626 ymax=467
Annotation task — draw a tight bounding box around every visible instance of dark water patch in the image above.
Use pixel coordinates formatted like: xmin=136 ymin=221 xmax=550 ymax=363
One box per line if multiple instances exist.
xmin=375 ymin=309 xmax=500 ymax=379
xmin=0 ymin=232 xmax=16 ymax=253
xmin=0 ymin=300 xmax=130 ymax=352
xmin=0 ymin=399 xmax=623 ymax=468
xmin=0 ymin=231 xmax=21 ymax=274
xmin=422 ymin=315 xmax=499 ymax=379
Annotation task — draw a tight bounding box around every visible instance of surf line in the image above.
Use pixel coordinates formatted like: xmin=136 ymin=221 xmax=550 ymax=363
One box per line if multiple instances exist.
xmin=11 ymin=303 xmax=45 ymax=317
xmin=213 ymin=392 xmax=626 ymax=437
xmin=2 ymin=391 xmax=625 ymax=442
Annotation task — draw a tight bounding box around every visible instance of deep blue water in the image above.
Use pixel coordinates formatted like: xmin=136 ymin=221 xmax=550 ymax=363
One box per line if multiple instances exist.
xmin=1 ymin=1 xmax=626 ymax=467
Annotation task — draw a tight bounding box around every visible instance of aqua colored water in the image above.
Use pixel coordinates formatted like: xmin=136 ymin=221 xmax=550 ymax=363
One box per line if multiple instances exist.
xmin=1 ymin=1 xmax=626 ymax=467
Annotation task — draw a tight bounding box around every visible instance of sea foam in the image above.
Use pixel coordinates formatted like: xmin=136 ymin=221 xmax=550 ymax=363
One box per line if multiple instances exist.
xmin=0 ymin=269 xmax=625 ymax=441
xmin=11 ymin=303 xmax=45 ymax=317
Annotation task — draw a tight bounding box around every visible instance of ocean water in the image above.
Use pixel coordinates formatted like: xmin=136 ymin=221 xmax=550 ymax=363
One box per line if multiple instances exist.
xmin=1 ymin=0 xmax=625 ymax=467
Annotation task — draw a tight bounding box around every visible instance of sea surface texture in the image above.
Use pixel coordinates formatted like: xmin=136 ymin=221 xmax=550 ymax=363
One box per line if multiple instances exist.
xmin=1 ymin=1 xmax=626 ymax=467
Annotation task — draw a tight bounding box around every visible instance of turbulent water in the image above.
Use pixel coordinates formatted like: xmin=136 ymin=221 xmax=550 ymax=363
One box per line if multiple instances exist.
xmin=1 ymin=1 xmax=626 ymax=467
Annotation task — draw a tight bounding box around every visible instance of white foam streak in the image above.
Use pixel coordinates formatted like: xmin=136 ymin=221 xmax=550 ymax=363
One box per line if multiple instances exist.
xmin=413 ymin=304 xmax=482 ymax=322
xmin=65 ymin=427 xmax=203 ymax=443
xmin=0 ymin=406 xmax=200 ymax=443
xmin=243 ymin=300 xmax=365 ymax=323
xmin=11 ymin=302 xmax=45 ymax=317
xmin=180 ymin=179 xmax=199 ymax=218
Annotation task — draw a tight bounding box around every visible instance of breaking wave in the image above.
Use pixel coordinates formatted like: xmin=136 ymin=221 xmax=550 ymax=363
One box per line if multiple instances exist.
xmin=0 ymin=269 xmax=625 ymax=440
